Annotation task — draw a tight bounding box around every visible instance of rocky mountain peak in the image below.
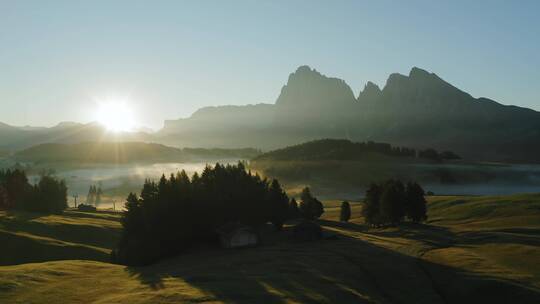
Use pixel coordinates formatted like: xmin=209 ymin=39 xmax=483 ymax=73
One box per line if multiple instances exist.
xmin=357 ymin=81 xmax=381 ymax=102
xmin=276 ymin=65 xmax=356 ymax=108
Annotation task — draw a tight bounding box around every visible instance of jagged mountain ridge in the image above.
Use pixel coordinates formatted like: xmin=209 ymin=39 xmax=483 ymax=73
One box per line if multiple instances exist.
xmin=160 ymin=66 xmax=540 ymax=162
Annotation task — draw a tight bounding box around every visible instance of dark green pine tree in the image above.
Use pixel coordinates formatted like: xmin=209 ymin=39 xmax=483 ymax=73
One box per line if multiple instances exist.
xmin=95 ymin=184 xmax=102 ymax=206
xmin=362 ymin=183 xmax=382 ymax=226
xmin=267 ymin=179 xmax=289 ymax=230
xmin=379 ymin=180 xmax=406 ymax=225
xmin=312 ymin=198 xmax=324 ymax=219
xmin=86 ymin=185 xmax=95 ymax=206
xmin=405 ymin=182 xmax=427 ymax=223
xmin=299 ymin=187 xmax=324 ymax=220
xmin=340 ymin=201 xmax=351 ymax=222
xmin=288 ymin=198 xmax=300 ymax=219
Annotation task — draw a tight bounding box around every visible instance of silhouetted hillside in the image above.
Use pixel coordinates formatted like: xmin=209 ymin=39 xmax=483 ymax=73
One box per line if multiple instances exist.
xmin=0 ymin=122 xmax=152 ymax=150
xmin=14 ymin=142 xmax=261 ymax=164
xmin=253 ymin=139 xmax=462 ymax=164
xmin=254 ymin=139 xmax=424 ymax=161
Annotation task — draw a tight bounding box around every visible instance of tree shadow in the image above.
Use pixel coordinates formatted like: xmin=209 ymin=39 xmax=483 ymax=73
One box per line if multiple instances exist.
xmin=457 ymin=229 xmax=540 ymax=247
xmin=364 ymin=222 xmax=457 ymax=248
xmin=64 ymin=210 xmax=121 ymax=222
xmin=317 ymin=218 xmax=367 ymax=233
xmin=124 ymin=221 xmax=540 ymax=303
xmin=3 ymin=210 xmax=45 ymax=222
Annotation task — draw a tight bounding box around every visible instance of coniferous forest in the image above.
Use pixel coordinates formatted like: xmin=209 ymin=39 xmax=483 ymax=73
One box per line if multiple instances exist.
xmin=114 ymin=162 xmax=296 ymax=265
xmin=0 ymin=169 xmax=67 ymax=214
xmin=362 ymin=180 xmax=427 ymax=226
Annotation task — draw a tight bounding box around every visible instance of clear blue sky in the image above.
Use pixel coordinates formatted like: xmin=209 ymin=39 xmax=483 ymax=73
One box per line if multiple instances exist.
xmin=1 ymin=0 xmax=538 ymax=129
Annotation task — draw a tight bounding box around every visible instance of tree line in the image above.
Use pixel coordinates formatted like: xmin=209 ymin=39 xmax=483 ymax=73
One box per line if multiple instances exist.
xmin=113 ymin=162 xmax=324 ymax=265
xmin=254 ymin=139 xmax=460 ymax=161
xmin=0 ymin=169 xmax=67 ymax=213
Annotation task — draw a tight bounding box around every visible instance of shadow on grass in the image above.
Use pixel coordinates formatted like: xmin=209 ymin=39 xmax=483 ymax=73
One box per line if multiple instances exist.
xmin=124 ymin=221 xmax=540 ymax=304
xmin=364 ymin=222 xmax=457 ymax=248
xmin=63 ymin=209 xmax=122 ymax=221
xmin=457 ymin=229 xmax=540 ymax=247
xmin=0 ymin=230 xmax=111 ymax=265
xmin=317 ymin=218 xmax=367 ymax=232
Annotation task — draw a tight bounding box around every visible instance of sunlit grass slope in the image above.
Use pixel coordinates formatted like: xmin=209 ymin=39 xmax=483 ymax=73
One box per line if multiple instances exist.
xmin=424 ymin=194 xmax=540 ymax=291
xmin=1 ymin=194 xmax=539 ymax=303
xmin=0 ymin=210 xmax=121 ymax=265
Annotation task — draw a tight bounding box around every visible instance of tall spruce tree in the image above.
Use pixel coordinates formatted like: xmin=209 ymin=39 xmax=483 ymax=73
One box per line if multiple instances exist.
xmin=299 ymin=187 xmax=324 ymax=220
xmin=362 ymin=183 xmax=383 ymax=226
xmin=268 ymin=179 xmax=289 ymax=230
xmin=95 ymin=185 xmax=102 ymax=206
xmin=405 ymin=182 xmax=427 ymax=223
xmin=86 ymin=185 xmax=96 ymax=206
xmin=379 ymin=180 xmax=406 ymax=225
xmin=288 ymin=198 xmax=300 ymax=219
xmin=340 ymin=201 xmax=351 ymax=222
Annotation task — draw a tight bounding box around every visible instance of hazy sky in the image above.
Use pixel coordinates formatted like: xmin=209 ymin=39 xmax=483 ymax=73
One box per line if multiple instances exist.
xmin=1 ymin=0 xmax=539 ymax=129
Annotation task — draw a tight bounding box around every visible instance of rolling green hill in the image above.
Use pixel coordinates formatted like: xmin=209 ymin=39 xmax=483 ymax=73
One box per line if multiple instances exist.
xmin=0 ymin=210 xmax=121 ymax=265
xmin=252 ymin=139 xmax=420 ymax=162
xmin=0 ymin=194 xmax=539 ymax=303
xmin=249 ymin=140 xmax=540 ymax=197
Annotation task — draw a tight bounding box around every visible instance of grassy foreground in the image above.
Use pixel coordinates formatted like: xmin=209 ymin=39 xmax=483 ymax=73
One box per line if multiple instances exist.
xmin=1 ymin=194 xmax=539 ymax=303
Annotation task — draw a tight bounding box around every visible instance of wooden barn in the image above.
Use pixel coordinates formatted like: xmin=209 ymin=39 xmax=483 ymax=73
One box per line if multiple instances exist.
xmin=216 ymin=222 xmax=258 ymax=249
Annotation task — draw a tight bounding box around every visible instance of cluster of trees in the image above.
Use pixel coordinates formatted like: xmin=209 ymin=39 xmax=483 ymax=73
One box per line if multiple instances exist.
xmin=362 ymin=180 xmax=427 ymax=226
xmin=114 ymin=162 xmax=324 ymax=265
xmin=287 ymin=187 xmax=324 ymax=220
xmin=0 ymin=169 xmax=67 ymax=213
xmin=86 ymin=184 xmax=103 ymax=206
xmin=254 ymin=139 xmax=460 ymax=162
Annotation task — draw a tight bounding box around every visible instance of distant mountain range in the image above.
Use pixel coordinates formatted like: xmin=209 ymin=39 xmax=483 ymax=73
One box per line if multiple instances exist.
xmin=0 ymin=121 xmax=152 ymax=151
xmin=2 ymin=66 xmax=540 ymax=162
xmin=160 ymin=66 xmax=540 ymax=162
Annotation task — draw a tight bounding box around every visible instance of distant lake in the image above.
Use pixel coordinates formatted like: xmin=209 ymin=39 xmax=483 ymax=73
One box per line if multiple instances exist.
xmin=18 ymin=161 xmax=540 ymax=207
xmin=404 ymin=162 xmax=540 ymax=195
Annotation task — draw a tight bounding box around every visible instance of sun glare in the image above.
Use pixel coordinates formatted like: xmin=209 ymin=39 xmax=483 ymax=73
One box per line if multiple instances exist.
xmin=95 ymin=99 xmax=136 ymax=132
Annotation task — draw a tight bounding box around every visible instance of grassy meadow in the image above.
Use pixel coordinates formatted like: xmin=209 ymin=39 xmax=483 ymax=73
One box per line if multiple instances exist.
xmin=1 ymin=194 xmax=539 ymax=303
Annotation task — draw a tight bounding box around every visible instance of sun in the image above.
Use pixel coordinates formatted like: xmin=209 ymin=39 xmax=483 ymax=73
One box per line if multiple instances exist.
xmin=95 ymin=99 xmax=136 ymax=132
